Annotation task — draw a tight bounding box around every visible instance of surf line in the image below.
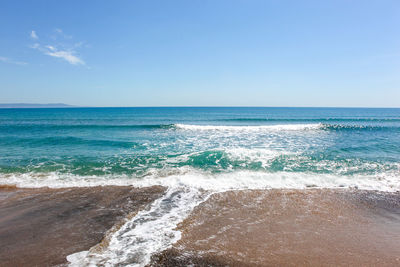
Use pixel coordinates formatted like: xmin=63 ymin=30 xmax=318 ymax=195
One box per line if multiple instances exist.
xmin=67 ymin=186 xmax=212 ymax=266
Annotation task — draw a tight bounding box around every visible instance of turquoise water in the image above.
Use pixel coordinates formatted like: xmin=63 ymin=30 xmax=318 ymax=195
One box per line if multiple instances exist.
xmin=0 ymin=107 xmax=399 ymax=190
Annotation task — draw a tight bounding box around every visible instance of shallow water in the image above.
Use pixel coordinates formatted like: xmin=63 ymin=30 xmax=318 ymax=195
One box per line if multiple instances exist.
xmin=1 ymin=107 xmax=399 ymax=266
xmin=1 ymin=107 xmax=399 ymax=191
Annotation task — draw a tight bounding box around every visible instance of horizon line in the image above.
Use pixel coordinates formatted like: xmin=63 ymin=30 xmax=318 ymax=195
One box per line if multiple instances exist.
xmin=1 ymin=104 xmax=400 ymax=109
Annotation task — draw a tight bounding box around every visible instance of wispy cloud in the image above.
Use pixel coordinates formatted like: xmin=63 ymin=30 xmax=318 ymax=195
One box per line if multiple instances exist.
xmin=30 ymin=30 xmax=38 ymax=39
xmin=44 ymin=48 xmax=84 ymax=65
xmin=0 ymin=56 xmax=28 ymax=66
xmin=30 ymin=29 xmax=85 ymax=65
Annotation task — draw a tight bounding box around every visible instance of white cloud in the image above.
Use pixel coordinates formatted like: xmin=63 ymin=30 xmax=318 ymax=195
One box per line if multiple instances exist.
xmin=30 ymin=29 xmax=86 ymax=66
xmin=0 ymin=56 xmax=27 ymax=65
xmin=44 ymin=49 xmax=84 ymax=65
xmin=30 ymin=30 xmax=38 ymax=39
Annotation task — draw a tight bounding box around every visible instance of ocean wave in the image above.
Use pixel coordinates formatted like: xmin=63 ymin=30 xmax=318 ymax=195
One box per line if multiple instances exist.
xmin=174 ymin=123 xmax=400 ymax=132
xmin=1 ymin=167 xmax=399 ymax=192
xmin=2 ymin=122 xmax=399 ymax=133
xmin=320 ymin=124 xmax=400 ymax=131
xmin=218 ymin=117 xmax=400 ymax=122
xmin=174 ymin=123 xmax=323 ymax=131
xmin=1 ymin=149 xmax=398 ymax=177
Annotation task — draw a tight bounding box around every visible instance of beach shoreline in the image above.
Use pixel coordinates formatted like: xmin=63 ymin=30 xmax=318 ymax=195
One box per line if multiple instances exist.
xmin=1 ymin=186 xmax=399 ymax=266
xmin=151 ymin=188 xmax=400 ymax=266
xmin=0 ymin=185 xmax=165 ymax=266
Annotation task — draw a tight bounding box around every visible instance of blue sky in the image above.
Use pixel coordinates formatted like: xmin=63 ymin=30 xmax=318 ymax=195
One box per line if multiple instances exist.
xmin=0 ymin=0 xmax=399 ymax=107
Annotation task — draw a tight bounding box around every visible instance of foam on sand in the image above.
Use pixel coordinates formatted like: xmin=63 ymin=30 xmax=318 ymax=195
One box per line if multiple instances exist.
xmin=68 ymin=186 xmax=210 ymax=267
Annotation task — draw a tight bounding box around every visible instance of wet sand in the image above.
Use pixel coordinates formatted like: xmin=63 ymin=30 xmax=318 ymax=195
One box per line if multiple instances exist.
xmin=0 ymin=185 xmax=165 ymax=267
xmin=151 ymin=189 xmax=400 ymax=266
xmin=1 ymin=187 xmax=399 ymax=266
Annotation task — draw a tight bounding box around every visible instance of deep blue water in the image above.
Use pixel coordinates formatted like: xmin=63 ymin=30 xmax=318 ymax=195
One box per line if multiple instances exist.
xmin=0 ymin=107 xmax=399 ymax=189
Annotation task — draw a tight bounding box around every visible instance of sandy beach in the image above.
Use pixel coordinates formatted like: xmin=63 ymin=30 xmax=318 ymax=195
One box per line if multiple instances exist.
xmin=151 ymin=189 xmax=400 ymax=266
xmin=0 ymin=185 xmax=165 ymax=266
xmin=1 ymin=186 xmax=399 ymax=266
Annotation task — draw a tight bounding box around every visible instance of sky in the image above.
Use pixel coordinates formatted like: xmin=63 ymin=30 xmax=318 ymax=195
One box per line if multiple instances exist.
xmin=0 ymin=0 xmax=399 ymax=107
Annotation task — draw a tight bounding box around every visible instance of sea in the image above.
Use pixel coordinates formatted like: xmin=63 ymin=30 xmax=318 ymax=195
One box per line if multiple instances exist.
xmin=1 ymin=107 xmax=399 ymax=265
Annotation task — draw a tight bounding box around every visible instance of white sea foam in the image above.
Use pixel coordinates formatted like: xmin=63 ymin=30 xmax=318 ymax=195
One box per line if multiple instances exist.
xmin=68 ymin=186 xmax=210 ymax=267
xmin=174 ymin=123 xmax=323 ymax=131
xmin=2 ymin=167 xmax=399 ymax=192
xmin=224 ymin=147 xmax=293 ymax=168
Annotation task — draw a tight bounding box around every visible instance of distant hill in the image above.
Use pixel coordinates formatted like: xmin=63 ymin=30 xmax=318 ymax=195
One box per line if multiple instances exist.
xmin=0 ymin=103 xmax=76 ymax=108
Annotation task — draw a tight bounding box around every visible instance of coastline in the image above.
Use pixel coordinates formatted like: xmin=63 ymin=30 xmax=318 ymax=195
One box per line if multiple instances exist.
xmin=151 ymin=189 xmax=400 ymax=266
xmin=0 ymin=185 xmax=165 ymax=266
xmin=1 ymin=186 xmax=399 ymax=266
